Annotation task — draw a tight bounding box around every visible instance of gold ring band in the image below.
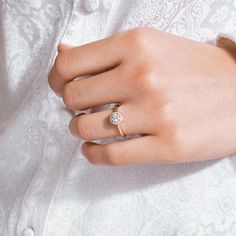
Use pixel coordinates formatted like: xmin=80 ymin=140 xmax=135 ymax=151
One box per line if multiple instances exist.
xmin=117 ymin=122 xmax=126 ymax=137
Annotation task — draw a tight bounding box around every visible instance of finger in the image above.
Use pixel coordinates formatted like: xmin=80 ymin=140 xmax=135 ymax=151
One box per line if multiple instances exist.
xmin=69 ymin=104 xmax=149 ymax=141
xmin=81 ymin=135 xmax=175 ymax=166
xmin=58 ymin=43 xmax=72 ymax=53
xmin=48 ymin=35 xmax=123 ymax=96
xmin=63 ymin=66 xmax=129 ymax=111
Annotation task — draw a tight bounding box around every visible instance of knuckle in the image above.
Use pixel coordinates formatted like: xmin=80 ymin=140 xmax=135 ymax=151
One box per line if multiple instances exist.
xmin=134 ymin=64 xmax=159 ymax=93
xmin=63 ymin=81 xmax=83 ymax=110
xmin=165 ymin=136 xmax=187 ymax=163
xmin=54 ymin=52 xmax=69 ymax=78
xmin=138 ymin=63 xmax=154 ymax=78
xmin=128 ymin=28 xmax=150 ymax=51
xmin=154 ymin=130 xmax=185 ymax=163
xmin=84 ymin=145 xmax=107 ymax=166
xmin=62 ymin=83 xmax=75 ymax=110
xmin=174 ymin=133 xmax=189 ymax=157
xmin=76 ymin=117 xmax=92 ymax=141
xmin=130 ymin=28 xmax=146 ymax=41
xmin=86 ymin=153 xmax=99 ymax=165
xmin=104 ymin=145 xmax=124 ymax=166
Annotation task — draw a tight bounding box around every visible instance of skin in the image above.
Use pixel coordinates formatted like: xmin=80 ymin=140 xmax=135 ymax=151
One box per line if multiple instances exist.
xmin=48 ymin=27 xmax=236 ymax=166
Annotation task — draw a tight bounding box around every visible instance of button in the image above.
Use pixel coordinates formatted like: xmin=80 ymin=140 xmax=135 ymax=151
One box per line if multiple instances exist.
xmin=83 ymin=0 xmax=100 ymax=13
xmin=22 ymin=228 xmax=35 ymax=236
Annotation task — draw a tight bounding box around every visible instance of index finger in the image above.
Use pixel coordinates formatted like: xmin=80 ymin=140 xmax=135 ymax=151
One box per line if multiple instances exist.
xmin=48 ymin=35 xmax=123 ymax=96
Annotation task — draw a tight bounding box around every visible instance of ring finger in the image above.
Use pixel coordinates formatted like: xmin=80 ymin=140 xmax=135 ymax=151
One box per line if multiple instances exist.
xmin=63 ymin=65 xmax=130 ymax=111
xmin=69 ymin=103 xmax=150 ymax=141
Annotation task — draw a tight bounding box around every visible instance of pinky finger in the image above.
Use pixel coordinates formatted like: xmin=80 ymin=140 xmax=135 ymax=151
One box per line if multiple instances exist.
xmin=81 ymin=135 xmax=177 ymax=166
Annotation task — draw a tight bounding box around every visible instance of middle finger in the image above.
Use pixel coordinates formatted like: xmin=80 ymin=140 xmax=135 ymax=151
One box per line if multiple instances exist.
xmin=63 ymin=66 xmax=130 ymax=111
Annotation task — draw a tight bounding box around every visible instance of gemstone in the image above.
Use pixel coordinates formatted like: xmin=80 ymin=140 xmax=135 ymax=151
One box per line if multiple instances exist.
xmin=109 ymin=111 xmax=123 ymax=125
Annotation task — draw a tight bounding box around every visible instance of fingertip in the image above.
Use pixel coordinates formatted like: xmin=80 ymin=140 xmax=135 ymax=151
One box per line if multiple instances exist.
xmin=69 ymin=117 xmax=78 ymax=137
xmin=69 ymin=113 xmax=87 ymax=138
xmin=81 ymin=142 xmax=86 ymax=156
xmin=57 ymin=43 xmax=72 ymax=53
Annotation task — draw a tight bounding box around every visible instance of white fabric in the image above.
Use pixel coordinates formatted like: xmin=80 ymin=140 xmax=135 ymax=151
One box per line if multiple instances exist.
xmin=216 ymin=32 xmax=236 ymax=45
xmin=1 ymin=0 xmax=236 ymax=235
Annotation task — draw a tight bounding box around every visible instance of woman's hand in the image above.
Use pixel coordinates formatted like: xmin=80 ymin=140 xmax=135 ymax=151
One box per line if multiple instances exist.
xmin=48 ymin=28 xmax=236 ymax=166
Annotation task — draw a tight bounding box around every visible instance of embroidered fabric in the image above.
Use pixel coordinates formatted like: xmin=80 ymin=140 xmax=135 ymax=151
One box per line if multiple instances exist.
xmin=1 ymin=0 xmax=236 ymax=235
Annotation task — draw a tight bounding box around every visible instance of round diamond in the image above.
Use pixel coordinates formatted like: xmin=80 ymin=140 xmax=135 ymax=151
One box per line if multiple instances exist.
xmin=110 ymin=111 xmax=123 ymax=125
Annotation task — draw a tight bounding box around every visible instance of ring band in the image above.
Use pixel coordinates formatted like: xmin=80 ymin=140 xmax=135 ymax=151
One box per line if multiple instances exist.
xmin=109 ymin=104 xmax=126 ymax=137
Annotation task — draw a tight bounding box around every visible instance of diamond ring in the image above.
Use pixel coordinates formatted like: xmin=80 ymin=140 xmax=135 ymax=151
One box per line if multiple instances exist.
xmin=109 ymin=104 xmax=126 ymax=137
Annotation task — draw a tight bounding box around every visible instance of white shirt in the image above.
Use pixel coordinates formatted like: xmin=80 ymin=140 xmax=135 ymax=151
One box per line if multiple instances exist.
xmin=1 ymin=0 xmax=236 ymax=235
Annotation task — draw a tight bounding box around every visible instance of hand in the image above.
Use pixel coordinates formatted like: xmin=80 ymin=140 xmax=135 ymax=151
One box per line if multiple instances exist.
xmin=48 ymin=28 xmax=236 ymax=166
